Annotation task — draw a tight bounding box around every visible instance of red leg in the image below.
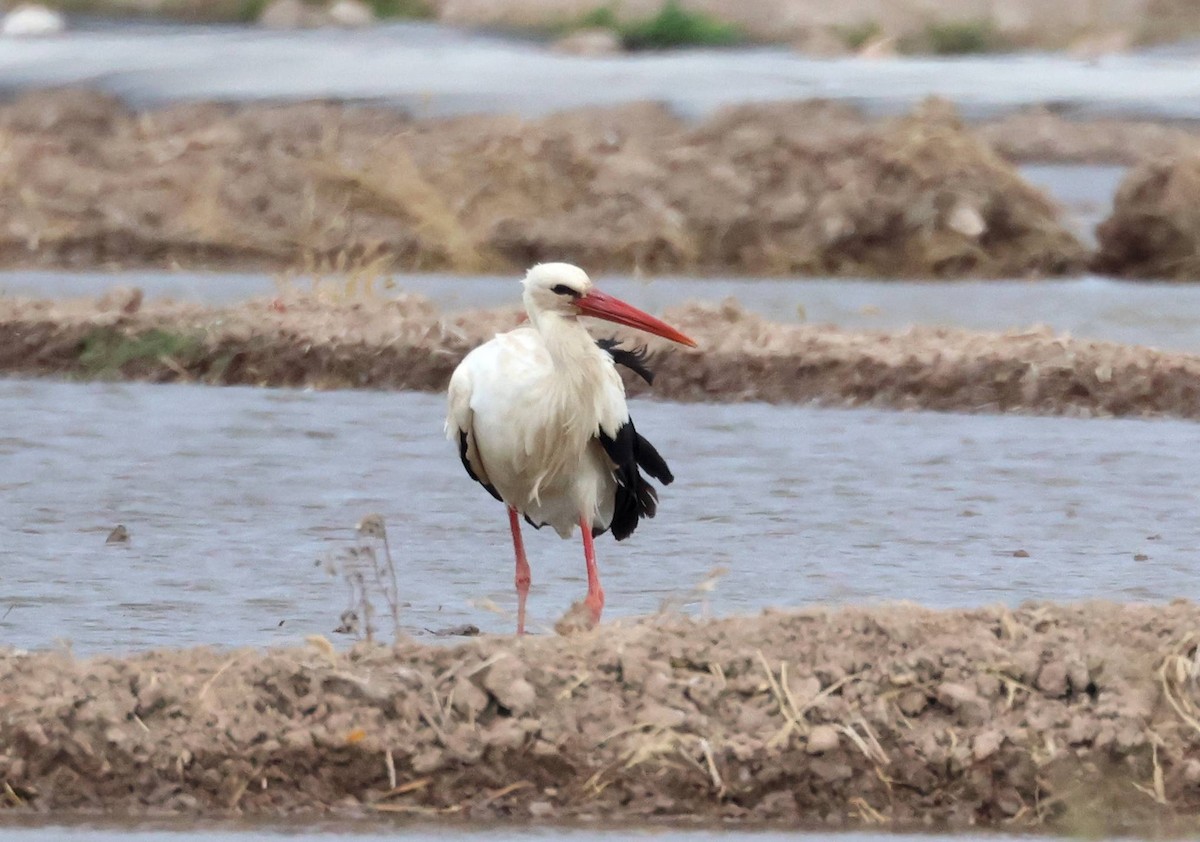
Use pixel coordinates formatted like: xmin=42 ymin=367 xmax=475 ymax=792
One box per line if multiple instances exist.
xmin=579 ymin=516 xmax=605 ymax=627
xmin=508 ymin=506 xmax=531 ymax=635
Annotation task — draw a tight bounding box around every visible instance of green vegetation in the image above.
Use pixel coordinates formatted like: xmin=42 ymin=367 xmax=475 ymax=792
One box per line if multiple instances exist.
xmin=916 ymin=19 xmax=1004 ymax=55
xmin=236 ymin=0 xmax=269 ymax=22
xmin=834 ymin=20 xmax=881 ymax=50
xmin=620 ymin=1 xmax=740 ymax=49
xmin=79 ymin=327 xmax=203 ymax=378
xmin=367 ymin=0 xmax=434 ymax=19
xmin=572 ymin=1 xmax=742 ymax=50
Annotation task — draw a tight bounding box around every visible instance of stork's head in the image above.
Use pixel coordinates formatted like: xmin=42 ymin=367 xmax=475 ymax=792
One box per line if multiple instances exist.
xmin=522 ymin=262 xmax=697 ymax=347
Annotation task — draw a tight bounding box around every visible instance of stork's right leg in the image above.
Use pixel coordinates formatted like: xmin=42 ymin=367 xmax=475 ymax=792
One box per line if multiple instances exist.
xmin=508 ymin=506 xmax=531 ymax=635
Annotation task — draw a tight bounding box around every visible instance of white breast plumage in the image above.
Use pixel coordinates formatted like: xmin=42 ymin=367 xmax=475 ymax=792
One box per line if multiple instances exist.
xmin=444 ymin=262 xmax=697 ymax=634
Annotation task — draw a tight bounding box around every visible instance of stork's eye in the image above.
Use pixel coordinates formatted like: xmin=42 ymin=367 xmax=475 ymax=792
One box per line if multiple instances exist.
xmin=551 ymin=284 xmax=580 ymax=297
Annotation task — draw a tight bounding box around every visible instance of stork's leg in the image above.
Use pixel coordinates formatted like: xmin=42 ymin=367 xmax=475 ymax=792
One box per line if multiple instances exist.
xmin=508 ymin=506 xmax=531 ymax=635
xmin=579 ymin=516 xmax=605 ymax=627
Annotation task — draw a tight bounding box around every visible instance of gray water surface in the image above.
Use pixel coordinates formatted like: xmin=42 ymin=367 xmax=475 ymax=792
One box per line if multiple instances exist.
xmin=3 ymin=21 xmax=1200 ymax=120
xmin=2 ymin=378 xmax=1196 ymax=654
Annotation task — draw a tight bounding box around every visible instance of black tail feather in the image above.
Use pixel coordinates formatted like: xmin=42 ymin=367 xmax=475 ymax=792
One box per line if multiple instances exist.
xmin=597 ymin=418 xmax=673 ymax=541
xmin=634 ymin=430 xmax=673 ymax=485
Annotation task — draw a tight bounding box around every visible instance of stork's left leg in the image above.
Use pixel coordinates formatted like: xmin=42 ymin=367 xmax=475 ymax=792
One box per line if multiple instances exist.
xmin=579 ymin=516 xmax=605 ymax=627
xmin=508 ymin=506 xmax=531 ymax=635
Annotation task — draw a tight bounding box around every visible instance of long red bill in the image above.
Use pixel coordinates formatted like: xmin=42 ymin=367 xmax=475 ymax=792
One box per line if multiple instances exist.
xmin=576 ymin=289 xmax=698 ymax=348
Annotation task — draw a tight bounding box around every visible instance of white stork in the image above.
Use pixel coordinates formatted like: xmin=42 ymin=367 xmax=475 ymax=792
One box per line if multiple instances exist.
xmin=445 ymin=263 xmax=696 ymax=634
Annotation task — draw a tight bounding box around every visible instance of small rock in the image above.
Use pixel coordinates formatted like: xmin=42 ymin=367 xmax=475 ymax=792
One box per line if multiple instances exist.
xmin=805 ymin=724 xmax=840 ymax=754
xmin=553 ymin=28 xmax=622 ymax=56
xmin=1035 ymin=661 xmax=1069 ymax=697
xmin=484 ymin=718 xmax=527 ymax=750
xmin=936 ymin=682 xmax=989 ymax=725
xmin=105 ymin=525 xmax=129 ymax=544
xmin=896 ymin=689 xmax=929 ymax=717
xmin=995 ymin=786 xmax=1024 ymax=816
xmin=410 ymin=748 xmax=443 ymax=774
xmin=449 ymin=677 xmax=489 ymax=717
xmin=482 ymin=657 xmax=537 ymax=715
xmin=972 ymin=729 xmax=1004 ymax=761
xmin=947 ymin=202 xmax=986 ymax=238
xmin=788 ymin=674 xmax=822 ymax=702
xmin=1065 ymin=715 xmax=1098 ymax=745
xmin=1012 ymin=549 xmax=1030 ymax=558
xmin=809 ymin=757 xmax=853 ymax=782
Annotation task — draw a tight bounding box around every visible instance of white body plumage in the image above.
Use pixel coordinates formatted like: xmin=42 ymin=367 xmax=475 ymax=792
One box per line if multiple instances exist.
xmin=444 ymin=262 xmax=696 ymax=632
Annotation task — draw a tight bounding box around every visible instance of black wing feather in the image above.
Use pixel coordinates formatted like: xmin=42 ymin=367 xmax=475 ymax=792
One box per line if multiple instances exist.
xmin=597 ymin=418 xmax=674 ymax=541
xmin=458 ymin=430 xmax=502 ymax=502
xmin=596 ymin=337 xmax=654 ymax=384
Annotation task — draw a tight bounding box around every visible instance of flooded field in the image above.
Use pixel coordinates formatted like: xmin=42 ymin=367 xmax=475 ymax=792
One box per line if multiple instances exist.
xmin=1 ymin=21 xmax=1196 ymax=837
xmin=4 ymin=21 xmax=1200 ymax=120
xmin=3 ymin=377 xmax=1196 ymax=654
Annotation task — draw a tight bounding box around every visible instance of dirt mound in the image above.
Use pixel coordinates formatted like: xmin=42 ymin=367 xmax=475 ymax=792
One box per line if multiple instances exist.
xmin=1094 ymin=153 xmax=1200 ymax=280
xmin=0 ymin=89 xmax=1084 ymax=278
xmin=978 ymin=108 xmax=1200 ymax=165
xmin=6 ymin=291 xmax=1200 ymax=419
xmin=1 ymin=601 xmax=1200 ymax=833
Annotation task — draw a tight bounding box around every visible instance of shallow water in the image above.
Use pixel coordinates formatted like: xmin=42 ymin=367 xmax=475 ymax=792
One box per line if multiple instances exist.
xmin=1018 ymin=163 xmax=1126 ymax=245
xmin=2 ymin=377 xmax=1197 ymax=654
xmin=2 ymin=21 xmax=1200 ymax=121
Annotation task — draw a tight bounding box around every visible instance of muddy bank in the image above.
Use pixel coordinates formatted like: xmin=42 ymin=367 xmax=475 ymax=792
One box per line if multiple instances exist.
xmin=7 ymin=290 xmax=1200 ymax=420
xmin=0 ymin=90 xmax=1085 ymax=278
xmin=1094 ymin=152 xmax=1200 ymax=281
xmin=1 ymin=601 xmax=1200 ymax=832
xmin=979 ymin=108 xmax=1200 ymax=166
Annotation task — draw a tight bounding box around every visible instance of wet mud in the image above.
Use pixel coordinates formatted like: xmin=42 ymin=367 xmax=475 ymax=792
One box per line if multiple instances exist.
xmin=0 ymin=90 xmax=1086 ymax=278
xmin=6 ymin=291 xmax=1200 ymax=420
xmin=1 ymin=601 xmax=1200 ymax=834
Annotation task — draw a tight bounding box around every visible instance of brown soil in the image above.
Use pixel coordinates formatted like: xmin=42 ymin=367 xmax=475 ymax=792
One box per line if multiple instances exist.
xmin=978 ymin=108 xmax=1200 ymax=166
xmin=3 ymin=601 xmax=1200 ymax=833
xmin=1094 ymin=151 xmax=1200 ymax=280
xmin=7 ymin=290 xmax=1200 ymax=420
xmin=0 ymin=89 xmax=1085 ymax=278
